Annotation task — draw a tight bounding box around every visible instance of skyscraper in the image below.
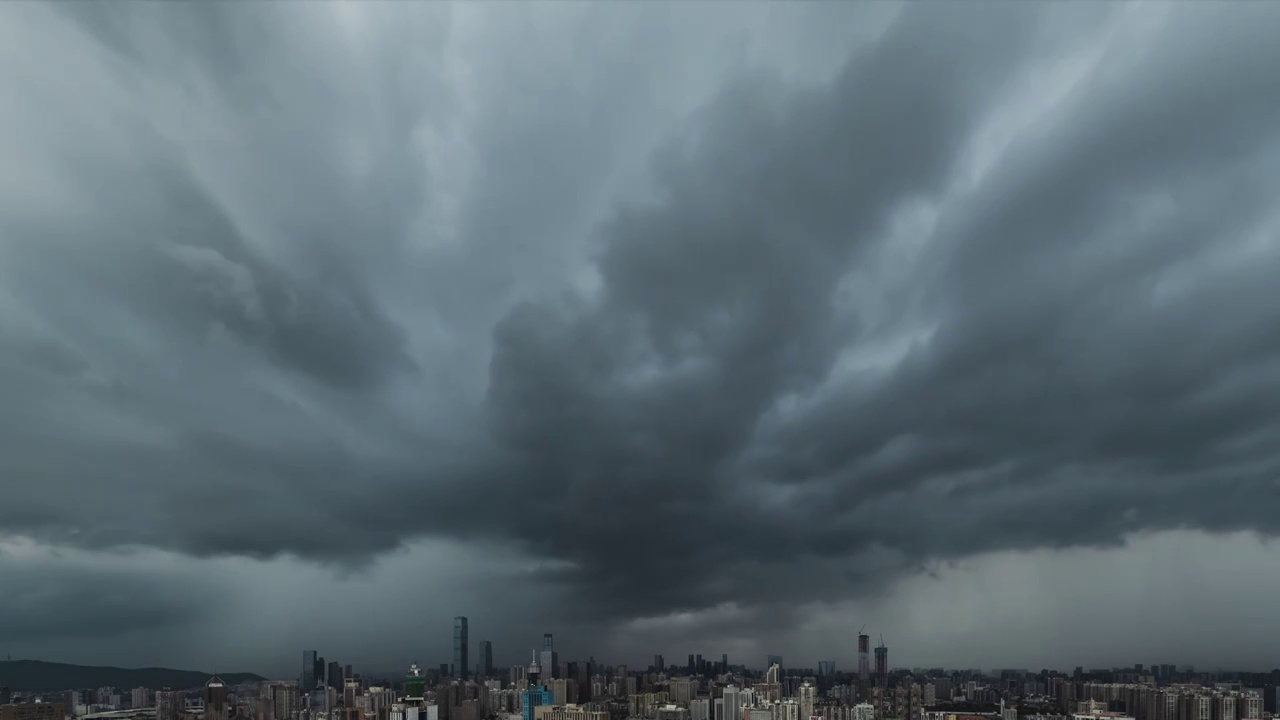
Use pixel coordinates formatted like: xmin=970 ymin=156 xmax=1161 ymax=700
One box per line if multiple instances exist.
xmin=767 ymin=656 xmax=784 ymax=673
xmin=858 ymin=635 xmax=870 ymax=682
xmin=721 ymin=654 xmax=728 ymax=674
xmin=818 ymin=662 xmax=835 ymax=677
xmin=540 ymin=634 xmax=558 ymax=680
xmin=480 ymin=641 xmax=494 ymax=678
xmin=522 ymin=648 xmax=548 ymax=720
xmin=303 ymin=651 xmax=317 ymax=692
xmin=723 ymin=685 xmax=742 ymax=720
xmin=688 ymin=655 xmax=695 ymax=675
xmin=655 ymin=655 xmax=665 ymax=673
xmin=874 ymin=639 xmax=888 ymax=683
xmin=204 ymin=678 xmax=228 ymax=720
xmin=454 ymin=616 xmax=469 ymax=679
xmin=405 ymin=663 xmax=426 ymax=699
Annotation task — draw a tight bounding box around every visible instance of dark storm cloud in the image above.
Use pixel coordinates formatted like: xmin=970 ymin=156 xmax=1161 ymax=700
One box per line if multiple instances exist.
xmin=0 ymin=547 xmax=217 ymax=642
xmin=5 ymin=0 xmax=1280 ymax=655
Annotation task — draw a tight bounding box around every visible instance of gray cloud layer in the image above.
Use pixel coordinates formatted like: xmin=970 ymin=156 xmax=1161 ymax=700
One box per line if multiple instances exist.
xmin=4 ymin=1 xmax=1280 ymax=665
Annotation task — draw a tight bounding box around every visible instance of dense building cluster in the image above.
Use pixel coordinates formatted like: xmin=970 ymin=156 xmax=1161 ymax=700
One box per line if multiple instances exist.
xmin=4 ymin=624 xmax=1280 ymax=720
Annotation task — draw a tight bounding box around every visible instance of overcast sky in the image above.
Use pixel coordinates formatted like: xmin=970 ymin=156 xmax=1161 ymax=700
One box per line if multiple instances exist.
xmin=3 ymin=1 xmax=1280 ymax=679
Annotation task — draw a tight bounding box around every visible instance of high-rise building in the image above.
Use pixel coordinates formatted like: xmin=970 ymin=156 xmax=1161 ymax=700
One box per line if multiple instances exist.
xmin=818 ymin=662 xmax=835 ymax=677
xmin=722 ymin=655 xmax=728 ymax=674
xmin=205 ymin=677 xmax=228 ymax=720
xmin=268 ymin=682 xmax=298 ymax=720
xmin=479 ymin=641 xmax=494 ymax=678
xmin=156 ymin=690 xmax=181 ymax=720
xmin=406 ymin=663 xmax=426 ymax=699
xmin=130 ymin=689 xmax=149 ymax=710
xmin=523 ymin=652 xmax=550 ymax=720
xmin=304 ymin=652 xmax=318 ymax=692
xmin=454 ymin=617 xmax=470 ymax=679
xmin=874 ymin=641 xmax=888 ymax=681
xmin=858 ymin=635 xmax=870 ymax=682
xmin=329 ymin=662 xmax=344 ymax=689
xmin=722 ymin=686 xmax=742 ymax=720
xmin=540 ymin=634 xmax=559 ymax=681
xmin=696 ymin=655 xmax=703 ymax=675
xmin=655 ymin=655 xmax=665 ymax=673
xmin=691 ymin=699 xmax=710 ymax=720
xmin=688 ymin=655 xmax=696 ymax=675
xmin=549 ymin=679 xmax=578 ymax=706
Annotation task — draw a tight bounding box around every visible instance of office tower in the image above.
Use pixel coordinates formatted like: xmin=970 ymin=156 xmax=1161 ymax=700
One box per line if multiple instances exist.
xmin=818 ymin=662 xmax=834 ymax=677
xmin=406 ymin=664 xmax=426 ymax=699
xmin=205 ymin=677 xmax=229 ymax=720
xmin=874 ymin=640 xmax=888 ymax=680
xmin=454 ymin=617 xmax=470 ymax=679
xmin=479 ymin=641 xmax=494 ymax=678
xmin=539 ymin=634 xmax=559 ymax=681
xmin=344 ymin=679 xmax=359 ymax=708
xmin=722 ymin=654 xmax=728 ymax=674
xmin=688 ymin=655 xmax=696 ymax=675
xmin=345 ymin=665 xmax=353 ymax=680
xmin=329 ymin=662 xmax=344 ymax=689
xmin=655 ymin=655 xmax=665 ymax=673
xmin=696 ymin=655 xmax=703 ymax=675
xmin=858 ymin=635 xmax=870 ymax=682
xmin=521 ymin=650 xmax=550 ymax=720
xmin=767 ymin=656 xmax=784 ymax=675
xmin=303 ymin=651 xmax=318 ymax=692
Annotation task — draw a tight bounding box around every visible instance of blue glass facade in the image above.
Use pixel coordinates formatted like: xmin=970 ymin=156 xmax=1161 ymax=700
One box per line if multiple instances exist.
xmin=522 ymin=686 xmax=551 ymax=720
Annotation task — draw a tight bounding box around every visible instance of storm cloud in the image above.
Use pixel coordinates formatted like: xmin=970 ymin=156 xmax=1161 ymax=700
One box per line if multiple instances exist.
xmin=3 ymin=1 xmax=1280 ymax=671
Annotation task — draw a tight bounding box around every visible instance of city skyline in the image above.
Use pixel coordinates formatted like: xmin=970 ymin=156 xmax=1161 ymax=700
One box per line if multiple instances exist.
xmin=4 ymin=0 xmax=1280 ymax=681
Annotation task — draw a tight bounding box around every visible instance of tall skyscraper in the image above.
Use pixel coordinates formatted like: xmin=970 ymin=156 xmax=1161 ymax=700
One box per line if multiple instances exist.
xmin=205 ymin=677 xmax=228 ymax=720
xmin=874 ymin=639 xmax=888 ymax=682
xmin=303 ymin=651 xmax=318 ymax=692
xmin=454 ymin=616 xmax=470 ymax=679
xmin=328 ymin=662 xmax=343 ymax=689
xmin=767 ymin=656 xmax=784 ymax=673
xmin=524 ymin=650 xmax=550 ymax=720
xmin=540 ymin=634 xmax=558 ymax=680
xmin=723 ymin=685 xmax=742 ymax=720
xmin=688 ymin=655 xmax=695 ymax=675
xmin=655 ymin=655 xmax=665 ymax=673
xmin=818 ymin=661 xmax=835 ymax=677
xmin=479 ymin=641 xmax=494 ymax=678
xmin=722 ymin=654 xmax=728 ymax=673
xmin=858 ymin=635 xmax=870 ymax=681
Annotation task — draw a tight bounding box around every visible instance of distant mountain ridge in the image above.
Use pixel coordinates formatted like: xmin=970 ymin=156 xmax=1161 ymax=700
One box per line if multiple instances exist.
xmin=0 ymin=659 xmax=266 ymax=692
